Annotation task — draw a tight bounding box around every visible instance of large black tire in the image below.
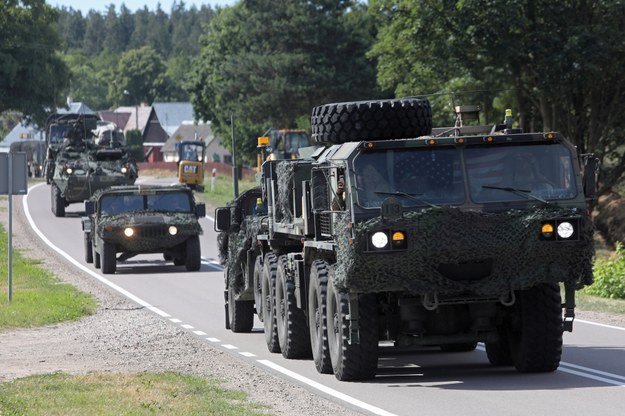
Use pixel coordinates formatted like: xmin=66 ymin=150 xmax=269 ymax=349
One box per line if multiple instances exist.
xmin=311 ymin=98 xmax=432 ymax=144
xmin=227 ymin=278 xmax=254 ymax=333
xmin=101 ymin=242 xmax=117 ymax=274
xmin=440 ymin=342 xmax=478 ymax=352
xmin=93 ymin=244 xmax=100 ymax=269
xmin=253 ymin=256 xmax=264 ymax=322
xmin=508 ymin=284 xmax=563 ymax=373
xmin=51 ymin=184 xmax=65 ymax=217
xmin=308 ymin=260 xmax=333 ymax=374
xmin=327 ymin=281 xmax=379 ymax=381
xmin=485 ymin=326 xmax=513 ymax=366
xmin=275 ymin=255 xmax=312 ymax=359
xmin=84 ymin=233 xmax=93 ymax=264
xmin=184 ymin=235 xmax=201 ymax=271
xmin=261 ymin=253 xmax=281 ymax=353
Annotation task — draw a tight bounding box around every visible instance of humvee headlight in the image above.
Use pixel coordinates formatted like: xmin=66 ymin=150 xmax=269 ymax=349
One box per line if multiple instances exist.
xmin=168 ymin=226 xmax=178 ymax=236
xmin=557 ymin=221 xmax=575 ymax=239
xmin=65 ymin=167 xmax=73 ymax=175
xmin=391 ymin=231 xmax=407 ymax=248
xmin=124 ymin=227 xmax=134 ymax=237
xmin=121 ymin=166 xmax=128 ymax=174
xmin=371 ymin=231 xmax=388 ymax=249
xmin=541 ymin=223 xmax=554 ymax=239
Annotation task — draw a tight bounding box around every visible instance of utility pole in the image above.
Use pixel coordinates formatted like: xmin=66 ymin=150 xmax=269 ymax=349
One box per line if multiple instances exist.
xmin=231 ymin=114 xmax=239 ymax=198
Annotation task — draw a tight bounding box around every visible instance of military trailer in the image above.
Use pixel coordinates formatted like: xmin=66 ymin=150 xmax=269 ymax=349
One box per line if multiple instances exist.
xmin=215 ymin=98 xmax=597 ymax=381
xmin=46 ymin=113 xmax=138 ymax=217
xmin=82 ymin=185 xmax=205 ymax=274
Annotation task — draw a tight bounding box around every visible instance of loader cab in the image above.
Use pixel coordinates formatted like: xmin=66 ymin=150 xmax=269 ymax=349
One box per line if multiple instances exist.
xmin=176 ymin=140 xmax=206 ymax=191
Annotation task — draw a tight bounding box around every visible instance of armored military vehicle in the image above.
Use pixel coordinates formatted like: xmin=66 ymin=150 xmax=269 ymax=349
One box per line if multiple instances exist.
xmin=82 ymin=185 xmax=205 ymax=274
xmin=215 ymin=98 xmax=597 ymax=381
xmin=46 ymin=114 xmax=138 ymax=217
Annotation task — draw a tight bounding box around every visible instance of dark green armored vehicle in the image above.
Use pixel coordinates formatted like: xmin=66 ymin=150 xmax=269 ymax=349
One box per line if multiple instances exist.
xmin=47 ymin=114 xmax=138 ymax=217
xmin=215 ymin=98 xmax=598 ymax=381
xmin=82 ymin=185 xmax=205 ymax=274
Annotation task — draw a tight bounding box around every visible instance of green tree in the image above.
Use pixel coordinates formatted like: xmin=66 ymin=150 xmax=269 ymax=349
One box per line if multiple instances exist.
xmin=189 ymin=0 xmax=379 ymax=164
xmin=0 ymin=0 xmax=70 ymax=125
xmin=82 ymin=10 xmax=105 ymax=55
xmin=369 ymin=0 xmax=625 ymax=196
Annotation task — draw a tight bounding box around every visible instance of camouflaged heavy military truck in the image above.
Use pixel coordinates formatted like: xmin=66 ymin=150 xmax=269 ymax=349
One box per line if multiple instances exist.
xmin=214 ymin=98 xmax=598 ymax=381
xmin=82 ymin=185 xmax=205 ymax=274
xmin=47 ymin=114 xmax=138 ymax=217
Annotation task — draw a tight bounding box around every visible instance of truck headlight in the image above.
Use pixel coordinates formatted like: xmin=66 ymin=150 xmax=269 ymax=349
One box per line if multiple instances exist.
xmin=124 ymin=227 xmax=134 ymax=237
xmin=65 ymin=167 xmax=73 ymax=175
xmin=168 ymin=226 xmax=178 ymax=236
xmin=371 ymin=231 xmax=388 ymax=249
xmin=557 ymin=221 xmax=575 ymax=239
xmin=121 ymin=166 xmax=128 ymax=174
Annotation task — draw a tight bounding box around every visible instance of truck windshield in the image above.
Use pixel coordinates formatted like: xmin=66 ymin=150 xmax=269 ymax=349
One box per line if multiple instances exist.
xmin=354 ymin=147 xmax=465 ymax=208
xmin=100 ymin=192 xmax=191 ymax=215
xmin=466 ymin=143 xmax=577 ymax=203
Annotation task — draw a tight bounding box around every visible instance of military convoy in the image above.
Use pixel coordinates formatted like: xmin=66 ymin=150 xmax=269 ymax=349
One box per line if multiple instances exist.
xmin=215 ymin=98 xmax=598 ymax=381
xmin=82 ymin=185 xmax=205 ymax=274
xmin=44 ymin=113 xmax=138 ymax=217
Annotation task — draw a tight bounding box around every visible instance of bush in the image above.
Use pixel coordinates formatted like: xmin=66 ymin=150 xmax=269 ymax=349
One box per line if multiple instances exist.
xmin=586 ymin=242 xmax=625 ymax=299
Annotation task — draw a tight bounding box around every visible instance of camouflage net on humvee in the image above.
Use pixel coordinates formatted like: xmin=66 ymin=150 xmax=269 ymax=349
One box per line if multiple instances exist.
xmin=221 ymin=216 xmax=265 ymax=292
xmin=333 ymin=207 xmax=594 ymax=296
xmin=276 ymin=161 xmax=296 ymax=223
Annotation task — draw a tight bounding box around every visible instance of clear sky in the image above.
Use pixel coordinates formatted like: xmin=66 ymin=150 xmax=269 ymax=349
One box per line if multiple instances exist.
xmin=49 ymin=0 xmax=237 ymax=14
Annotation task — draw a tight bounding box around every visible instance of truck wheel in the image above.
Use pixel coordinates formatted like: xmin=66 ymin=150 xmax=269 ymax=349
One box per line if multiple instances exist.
xmin=508 ymin=283 xmax=563 ymax=372
xmin=253 ymin=256 xmax=264 ymax=322
xmin=485 ymin=327 xmax=513 ymax=366
xmin=327 ymin=281 xmax=379 ymax=381
xmin=311 ymin=98 xmax=432 ymax=144
xmin=440 ymin=342 xmax=478 ymax=352
xmin=261 ymin=253 xmax=281 ymax=353
xmin=308 ymin=260 xmax=333 ymax=374
xmin=184 ymin=236 xmax=201 ymax=271
xmin=275 ymin=255 xmax=311 ymax=359
xmin=227 ymin=278 xmax=254 ymax=333
xmin=51 ymin=184 xmax=65 ymax=217
xmin=84 ymin=233 xmax=93 ymax=263
xmin=93 ymin=245 xmax=100 ymax=269
xmin=101 ymin=242 xmax=117 ymax=274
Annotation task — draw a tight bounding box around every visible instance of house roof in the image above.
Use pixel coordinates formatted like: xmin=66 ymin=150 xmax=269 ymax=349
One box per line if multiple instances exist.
xmin=99 ymin=111 xmax=131 ymax=130
xmin=152 ymin=102 xmax=194 ymax=136
xmin=161 ymin=122 xmax=214 ymax=153
xmin=58 ymin=102 xmax=96 ymax=115
xmin=1 ymin=122 xmax=44 ymax=147
xmin=115 ymin=105 xmax=152 ymax=134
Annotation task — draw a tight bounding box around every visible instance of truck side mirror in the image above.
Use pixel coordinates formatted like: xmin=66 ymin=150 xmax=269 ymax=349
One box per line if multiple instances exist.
xmin=214 ymin=207 xmax=231 ymax=232
xmin=582 ymin=155 xmax=599 ymax=200
xmin=85 ymin=200 xmax=95 ymax=215
xmin=195 ymin=203 xmax=206 ymax=218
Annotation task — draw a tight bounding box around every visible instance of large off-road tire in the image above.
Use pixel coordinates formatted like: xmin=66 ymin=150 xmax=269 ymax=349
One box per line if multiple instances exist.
xmin=51 ymin=184 xmax=65 ymax=217
xmin=101 ymin=242 xmax=117 ymax=274
xmin=485 ymin=326 xmax=513 ymax=366
xmin=184 ymin=235 xmax=201 ymax=271
xmin=261 ymin=253 xmax=281 ymax=353
xmin=253 ymin=256 xmax=264 ymax=322
xmin=275 ymin=255 xmax=312 ymax=359
xmin=440 ymin=342 xmax=478 ymax=352
xmin=327 ymin=282 xmax=379 ymax=381
xmin=84 ymin=233 xmax=93 ymax=264
xmin=311 ymin=98 xmax=432 ymax=144
xmin=227 ymin=276 xmax=254 ymax=333
xmin=308 ymin=260 xmax=333 ymax=374
xmin=508 ymin=283 xmax=563 ymax=373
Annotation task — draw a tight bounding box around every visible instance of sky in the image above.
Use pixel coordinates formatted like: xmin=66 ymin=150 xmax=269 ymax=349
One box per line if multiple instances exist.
xmin=49 ymin=0 xmax=237 ymax=14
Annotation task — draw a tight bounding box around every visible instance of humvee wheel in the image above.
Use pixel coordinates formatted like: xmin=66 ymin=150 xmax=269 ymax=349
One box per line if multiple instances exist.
xmin=184 ymin=236 xmax=201 ymax=271
xmin=275 ymin=255 xmax=311 ymax=359
xmin=101 ymin=242 xmax=117 ymax=274
xmin=308 ymin=260 xmax=333 ymax=374
xmin=51 ymin=184 xmax=65 ymax=217
xmin=93 ymin=245 xmax=101 ymax=269
xmin=311 ymin=98 xmax=432 ymax=144
xmin=261 ymin=253 xmax=281 ymax=353
xmin=440 ymin=342 xmax=478 ymax=352
xmin=508 ymin=283 xmax=562 ymax=372
xmin=84 ymin=233 xmax=93 ymax=264
xmin=253 ymin=256 xmax=264 ymax=322
xmin=227 ymin=277 xmax=254 ymax=333
xmin=327 ymin=282 xmax=378 ymax=381
xmin=485 ymin=326 xmax=513 ymax=366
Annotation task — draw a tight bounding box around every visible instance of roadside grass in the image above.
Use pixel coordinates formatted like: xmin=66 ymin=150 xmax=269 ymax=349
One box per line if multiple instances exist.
xmin=577 ymin=290 xmax=625 ymax=315
xmin=0 ymin=372 xmax=268 ymax=416
xmin=0 ymin=225 xmax=97 ymax=331
xmin=196 ymin=173 xmax=258 ymax=208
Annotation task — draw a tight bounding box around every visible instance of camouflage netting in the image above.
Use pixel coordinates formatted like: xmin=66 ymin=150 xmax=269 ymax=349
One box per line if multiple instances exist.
xmin=97 ymin=212 xmax=202 ymax=251
xmin=333 ymin=207 xmax=595 ymax=296
xmin=223 ymin=216 xmax=264 ymax=292
xmin=275 ymin=161 xmax=296 ymax=223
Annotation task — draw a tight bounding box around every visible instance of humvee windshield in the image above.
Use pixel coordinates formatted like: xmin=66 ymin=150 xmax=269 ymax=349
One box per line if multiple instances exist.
xmin=353 ymin=142 xmax=577 ymax=208
xmin=48 ymin=124 xmax=71 ymax=144
xmin=100 ymin=192 xmax=192 ymax=215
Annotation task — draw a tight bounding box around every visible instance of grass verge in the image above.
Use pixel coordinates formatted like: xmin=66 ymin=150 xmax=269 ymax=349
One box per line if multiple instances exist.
xmin=0 ymin=372 xmax=268 ymax=416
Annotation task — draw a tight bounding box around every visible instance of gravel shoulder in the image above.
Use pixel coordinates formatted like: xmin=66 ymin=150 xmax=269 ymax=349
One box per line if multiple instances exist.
xmin=0 ymin=192 xmax=360 ymax=416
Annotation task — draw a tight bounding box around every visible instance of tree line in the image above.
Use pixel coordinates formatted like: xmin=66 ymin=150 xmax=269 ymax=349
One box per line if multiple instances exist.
xmin=2 ymin=0 xmax=625 ymax=200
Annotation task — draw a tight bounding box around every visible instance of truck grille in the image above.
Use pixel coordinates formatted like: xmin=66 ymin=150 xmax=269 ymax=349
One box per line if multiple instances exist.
xmin=137 ymin=225 xmax=168 ymax=238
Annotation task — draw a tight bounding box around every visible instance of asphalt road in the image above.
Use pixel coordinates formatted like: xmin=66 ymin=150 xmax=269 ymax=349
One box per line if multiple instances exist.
xmin=23 ymin=180 xmax=625 ymax=416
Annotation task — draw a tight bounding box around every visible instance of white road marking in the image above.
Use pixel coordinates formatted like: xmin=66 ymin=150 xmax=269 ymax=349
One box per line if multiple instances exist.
xmin=239 ymin=352 xmax=256 ymax=357
xmin=181 ymin=324 xmax=194 ymax=329
xmin=577 ymin=319 xmax=625 ymax=331
xmin=206 ymin=337 xmax=221 ymax=343
xmin=222 ymin=344 xmax=238 ymax=350
xmin=170 ymin=318 xmax=182 ymax=323
xmin=193 ymin=330 xmax=207 ymax=336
